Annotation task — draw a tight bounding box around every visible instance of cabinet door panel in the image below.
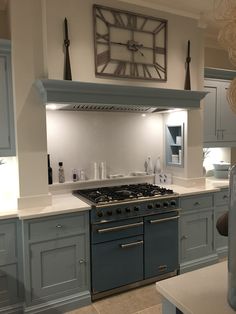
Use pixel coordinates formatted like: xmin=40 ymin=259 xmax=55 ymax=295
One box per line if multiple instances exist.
xmin=0 ymin=264 xmax=19 ymax=307
xmin=180 ymin=211 xmax=213 ymax=262
xmin=203 ymin=83 xmax=218 ymax=142
xmin=0 ymin=222 xmax=17 ymax=266
xmin=30 ymin=235 xmax=87 ymax=301
xmin=0 ymin=56 xmax=10 ymax=149
xmin=220 ymin=82 xmax=236 ymax=141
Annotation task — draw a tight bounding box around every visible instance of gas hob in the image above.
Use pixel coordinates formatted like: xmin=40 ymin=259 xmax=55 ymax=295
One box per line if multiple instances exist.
xmin=73 ymin=183 xmax=180 ymax=223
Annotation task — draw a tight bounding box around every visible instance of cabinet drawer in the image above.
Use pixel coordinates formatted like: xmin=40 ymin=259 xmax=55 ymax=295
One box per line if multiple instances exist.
xmin=214 ymin=189 xmax=229 ymax=206
xmin=0 ymin=221 xmax=17 ymax=265
xmin=180 ymin=194 xmax=213 ymax=211
xmin=28 ymin=213 xmax=87 ymax=242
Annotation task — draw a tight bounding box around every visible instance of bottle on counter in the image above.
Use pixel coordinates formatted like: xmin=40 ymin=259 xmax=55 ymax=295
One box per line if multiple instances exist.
xmin=58 ymin=161 xmax=65 ymax=183
xmin=47 ymin=154 xmax=53 ymax=185
xmin=146 ymin=156 xmax=153 ymax=175
xmin=100 ymin=161 xmax=106 ymax=179
xmin=72 ymin=169 xmax=78 ymax=182
xmin=154 ymin=156 xmax=161 ymax=174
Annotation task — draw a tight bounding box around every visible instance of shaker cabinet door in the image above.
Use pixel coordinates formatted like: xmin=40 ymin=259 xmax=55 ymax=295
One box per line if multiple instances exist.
xmin=203 ymin=82 xmax=219 ymax=143
xmin=0 ymin=264 xmax=19 ymax=308
xmin=30 ymin=235 xmax=87 ymax=301
xmin=180 ymin=210 xmax=213 ymax=263
xmin=0 ymin=41 xmax=15 ymax=156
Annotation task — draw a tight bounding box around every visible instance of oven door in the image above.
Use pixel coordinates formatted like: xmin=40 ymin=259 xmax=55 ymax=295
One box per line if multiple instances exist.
xmin=91 ymin=218 xmax=143 ymax=295
xmin=144 ymin=211 xmax=179 ymax=279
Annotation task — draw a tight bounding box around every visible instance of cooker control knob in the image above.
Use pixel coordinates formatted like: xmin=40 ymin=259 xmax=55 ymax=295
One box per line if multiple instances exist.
xmin=116 ymin=208 xmax=122 ymax=214
xmin=163 ymin=202 xmax=169 ymax=208
xmin=170 ymin=200 xmax=176 ymax=207
xmin=155 ymin=203 xmax=161 ymax=209
xmin=147 ymin=204 xmax=153 ymax=209
xmin=134 ymin=206 xmax=140 ymax=211
xmin=97 ymin=211 xmax=103 ymax=217
xmin=107 ymin=210 xmax=113 ymax=216
xmin=125 ymin=207 xmax=131 ymax=213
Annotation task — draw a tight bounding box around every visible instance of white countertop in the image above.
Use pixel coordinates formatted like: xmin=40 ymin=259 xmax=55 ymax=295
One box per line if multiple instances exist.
xmin=0 ymin=193 xmax=91 ymax=220
xmin=156 ymin=261 xmax=235 ymax=314
xmin=18 ymin=193 xmax=91 ymax=219
xmin=0 ymin=177 xmax=230 ymax=220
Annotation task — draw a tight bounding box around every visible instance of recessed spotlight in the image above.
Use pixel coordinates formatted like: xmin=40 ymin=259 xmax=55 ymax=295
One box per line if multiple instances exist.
xmin=141 ymin=114 xmax=146 ymax=117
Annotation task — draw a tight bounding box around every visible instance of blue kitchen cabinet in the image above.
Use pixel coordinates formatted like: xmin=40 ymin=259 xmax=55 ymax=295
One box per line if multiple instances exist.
xmin=214 ymin=188 xmax=229 ymax=258
xmin=22 ymin=212 xmax=91 ymax=313
xmin=0 ymin=39 xmax=15 ymax=156
xmin=0 ymin=219 xmax=23 ymax=313
xmin=179 ymin=193 xmax=218 ymax=273
xmin=204 ymin=68 xmax=236 ymax=147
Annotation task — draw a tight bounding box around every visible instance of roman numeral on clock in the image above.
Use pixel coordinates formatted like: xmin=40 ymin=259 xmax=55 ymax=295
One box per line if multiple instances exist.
xmin=127 ymin=14 xmax=137 ymax=29
xmin=130 ymin=63 xmax=139 ymax=77
xmin=114 ymin=61 xmax=126 ymax=75
xmin=153 ymin=21 xmax=166 ymax=34
xmin=97 ymin=50 xmax=110 ymax=66
xmin=153 ymin=62 xmax=165 ymax=78
xmin=112 ymin=12 xmax=125 ymax=27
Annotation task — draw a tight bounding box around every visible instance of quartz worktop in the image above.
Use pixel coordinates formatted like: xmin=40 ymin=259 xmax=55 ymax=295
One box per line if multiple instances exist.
xmin=156 ymin=261 xmax=234 ymax=314
xmin=0 ymin=193 xmax=91 ymax=220
xmin=0 ymin=176 xmax=230 ymax=220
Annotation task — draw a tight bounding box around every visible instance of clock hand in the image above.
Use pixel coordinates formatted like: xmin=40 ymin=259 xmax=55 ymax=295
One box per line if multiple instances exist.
xmin=114 ymin=41 xmax=144 ymax=56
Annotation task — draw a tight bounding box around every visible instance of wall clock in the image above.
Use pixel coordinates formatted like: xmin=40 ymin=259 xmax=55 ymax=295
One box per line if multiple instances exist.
xmin=93 ymin=4 xmax=168 ymax=81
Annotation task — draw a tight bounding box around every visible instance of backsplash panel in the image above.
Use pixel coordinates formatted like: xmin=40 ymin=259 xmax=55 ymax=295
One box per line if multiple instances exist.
xmin=46 ymin=111 xmax=163 ymax=183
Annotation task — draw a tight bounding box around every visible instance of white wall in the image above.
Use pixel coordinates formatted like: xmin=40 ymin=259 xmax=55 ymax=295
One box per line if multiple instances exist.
xmin=46 ymin=110 xmax=163 ymax=183
xmin=45 ymin=0 xmax=204 ymax=90
xmin=7 ymin=0 xmax=205 ymax=207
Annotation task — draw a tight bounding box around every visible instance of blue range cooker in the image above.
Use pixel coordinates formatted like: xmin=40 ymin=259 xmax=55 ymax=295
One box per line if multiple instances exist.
xmin=73 ymin=183 xmax=180 ymax=300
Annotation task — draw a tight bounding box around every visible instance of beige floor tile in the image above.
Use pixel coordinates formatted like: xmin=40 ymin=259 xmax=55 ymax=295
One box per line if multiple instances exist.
xmin=93 ymin=284 xmax=162 ymax=314
xmin=66 ymin=304 xmax=99 ymax=314
xmin=135 ymin=304 xmax=162 ymax=314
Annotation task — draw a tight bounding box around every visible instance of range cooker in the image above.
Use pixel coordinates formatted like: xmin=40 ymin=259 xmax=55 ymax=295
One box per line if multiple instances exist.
xmin=73 ymin=183 xmax=180 ymax=300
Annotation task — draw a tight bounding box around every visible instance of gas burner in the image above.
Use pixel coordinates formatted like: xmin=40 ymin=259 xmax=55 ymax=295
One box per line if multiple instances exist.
xmin=73 ymin=183 xmax=175 ymax=205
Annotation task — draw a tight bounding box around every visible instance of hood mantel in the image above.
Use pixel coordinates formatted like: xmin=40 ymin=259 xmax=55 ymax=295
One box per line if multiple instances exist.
xmin=35 ymin=79 xmax=207 ymax=113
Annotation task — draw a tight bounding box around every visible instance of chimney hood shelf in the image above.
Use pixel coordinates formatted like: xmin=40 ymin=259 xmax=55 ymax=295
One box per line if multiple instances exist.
xmin=35 ymin=79 xmax=207 ymax=113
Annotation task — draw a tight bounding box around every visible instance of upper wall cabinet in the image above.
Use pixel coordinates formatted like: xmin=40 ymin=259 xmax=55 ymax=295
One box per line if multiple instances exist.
xmin=0 ymin=40 xmax=15 ymax=156
xmin=203 ymin=68 xmax=236 ymax=147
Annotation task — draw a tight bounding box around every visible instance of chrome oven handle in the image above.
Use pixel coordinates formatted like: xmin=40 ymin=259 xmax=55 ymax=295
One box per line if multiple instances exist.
xmin=120 ymin=240 xmax=143 ymax=249
xmin=97 ymin=221 xmax=143 ymax=234
xmin=149 ymin=215 xmax=180 ymax=224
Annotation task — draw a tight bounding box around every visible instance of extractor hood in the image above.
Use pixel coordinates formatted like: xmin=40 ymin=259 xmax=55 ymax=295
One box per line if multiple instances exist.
xmin=35 ymin=79 xmax=207 ymax=113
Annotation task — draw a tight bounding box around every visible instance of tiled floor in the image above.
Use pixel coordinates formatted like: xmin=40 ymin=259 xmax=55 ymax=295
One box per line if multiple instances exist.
xmin=67 ymin=284 xmax=162 ymax=314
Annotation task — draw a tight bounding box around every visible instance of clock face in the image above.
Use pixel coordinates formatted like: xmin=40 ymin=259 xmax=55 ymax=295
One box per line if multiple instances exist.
xmin=93 ymin=4 xmax=168 ymax=81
